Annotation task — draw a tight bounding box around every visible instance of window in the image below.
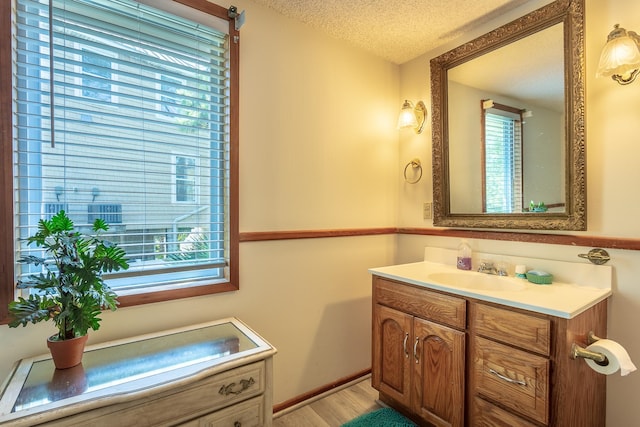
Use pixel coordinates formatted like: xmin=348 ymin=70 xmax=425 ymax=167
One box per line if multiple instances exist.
xmin=481 ymin=101 xmax=524 ymax=214
xmin=81 ymin=49 xmax=113 ymax=101
xmin=0 ymin=0 xmax=240 ymax=322
xmin=174 ymin=155 xmax=198 ymax=203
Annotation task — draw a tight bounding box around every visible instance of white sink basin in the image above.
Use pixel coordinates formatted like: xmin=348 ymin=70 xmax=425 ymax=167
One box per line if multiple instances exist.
xmin=427 ymin=271 xmax=526 ymax=292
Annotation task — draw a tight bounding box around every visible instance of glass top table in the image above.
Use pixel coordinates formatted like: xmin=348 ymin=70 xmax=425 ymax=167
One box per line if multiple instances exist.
xmin=0 ymin=318 xmax=275 ymax=425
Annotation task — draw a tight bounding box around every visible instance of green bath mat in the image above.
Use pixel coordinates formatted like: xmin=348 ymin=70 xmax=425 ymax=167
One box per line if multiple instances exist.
xmin=342 ymin=407 xmax=417 ymax=427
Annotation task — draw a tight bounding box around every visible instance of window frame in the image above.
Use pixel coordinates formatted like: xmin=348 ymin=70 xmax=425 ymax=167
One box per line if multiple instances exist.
xmin=0 ymin=0 xmax=240 ymax=324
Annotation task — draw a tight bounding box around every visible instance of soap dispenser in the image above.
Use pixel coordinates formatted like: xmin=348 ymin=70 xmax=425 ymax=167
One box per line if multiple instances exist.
xmin=457 ymin=240 xmax=472 ymax=270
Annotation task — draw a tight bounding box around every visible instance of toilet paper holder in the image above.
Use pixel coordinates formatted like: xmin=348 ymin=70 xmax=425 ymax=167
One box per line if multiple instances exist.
xmin=570 ymin=331 xmax=608 ymax=364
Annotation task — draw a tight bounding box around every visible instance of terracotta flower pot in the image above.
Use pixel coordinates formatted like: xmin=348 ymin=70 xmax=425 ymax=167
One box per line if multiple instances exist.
xmin=47 ymin=334 xmax=88 ymax=370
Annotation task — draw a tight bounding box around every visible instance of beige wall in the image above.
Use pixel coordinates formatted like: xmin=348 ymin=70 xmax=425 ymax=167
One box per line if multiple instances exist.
xmin=398 ymin=0 xmax=640 ymax=424
xmin=2 ymin=0 xmax=639 ymax=424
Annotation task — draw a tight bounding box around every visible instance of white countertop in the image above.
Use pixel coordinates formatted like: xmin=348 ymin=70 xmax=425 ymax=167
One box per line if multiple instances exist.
xmin=369 ymin=261 xmax=612 ymax=319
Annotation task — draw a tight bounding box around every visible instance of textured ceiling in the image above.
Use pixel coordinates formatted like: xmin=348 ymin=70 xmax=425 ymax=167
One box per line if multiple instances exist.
xmin=251 ymin=0 xmax=534 ymax=64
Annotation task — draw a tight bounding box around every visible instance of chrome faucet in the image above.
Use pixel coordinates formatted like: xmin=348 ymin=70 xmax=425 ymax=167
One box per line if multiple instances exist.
xmin=477 ymin=261 xmax=508 ymax=276
xmin=477 ymin=261 xmax=498 ymax=275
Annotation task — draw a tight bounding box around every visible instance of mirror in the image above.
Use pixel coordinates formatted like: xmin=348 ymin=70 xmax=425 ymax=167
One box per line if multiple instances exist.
xmin=431 ymin=0 xmax=585 ymax=230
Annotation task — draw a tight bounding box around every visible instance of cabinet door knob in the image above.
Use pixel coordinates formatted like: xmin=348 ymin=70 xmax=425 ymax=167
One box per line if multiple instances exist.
xmin=414 ymin=337 xmax=420 ymax=364
xmin=234 ymin=422 xmax=242 ymax=427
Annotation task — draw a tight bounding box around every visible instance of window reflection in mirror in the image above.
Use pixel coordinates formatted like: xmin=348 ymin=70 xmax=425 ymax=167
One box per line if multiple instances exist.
xmin=481 ymin=101 xmax=524 ymax=214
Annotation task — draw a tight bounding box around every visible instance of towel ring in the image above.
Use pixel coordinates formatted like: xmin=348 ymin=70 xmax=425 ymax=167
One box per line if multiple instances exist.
xmin=404 ymin=159 xmax=422 ymax=184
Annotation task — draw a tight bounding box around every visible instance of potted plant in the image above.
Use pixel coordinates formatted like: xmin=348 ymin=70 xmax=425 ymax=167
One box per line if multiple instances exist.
xmin=8 ymin=210 xmax=128 ymax=369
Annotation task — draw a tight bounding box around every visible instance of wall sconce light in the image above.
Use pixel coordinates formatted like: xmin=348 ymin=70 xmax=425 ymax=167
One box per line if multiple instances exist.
xmin=596 ymin=24 xmax=640 ymax=85
xmin=397 ymin=100 xmax=427 ymax=134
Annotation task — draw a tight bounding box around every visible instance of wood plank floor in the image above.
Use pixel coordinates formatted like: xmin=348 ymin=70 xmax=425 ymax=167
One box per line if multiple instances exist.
xmin=272 ymin=376 xmax=381 ymax=427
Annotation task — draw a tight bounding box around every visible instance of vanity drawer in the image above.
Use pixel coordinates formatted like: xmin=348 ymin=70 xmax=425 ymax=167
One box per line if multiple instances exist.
xmin=374 ymin=277 xmax=466 ymax=329
xmin=474 ymin=303 xmax=550 ymax=355
xmin=474 ymin=336 xmax=549 ymax=424
xmin=472 ymin=396 xmax=538 ymax=427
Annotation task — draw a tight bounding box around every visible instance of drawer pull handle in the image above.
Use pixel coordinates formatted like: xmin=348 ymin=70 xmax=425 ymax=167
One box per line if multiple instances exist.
xmin=219 ymin=377 xmax=255 ymax=396
xmin=489 ymin=368 xmax=527 ymax=386
xmin=413 ymin=337 xmax=420 ymax=364
xmin=403 ymin=333 xmax=409 ymax=358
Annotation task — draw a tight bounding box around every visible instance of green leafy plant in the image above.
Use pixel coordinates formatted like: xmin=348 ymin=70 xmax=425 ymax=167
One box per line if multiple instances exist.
xmin=8 ymin=210 xmax=129 ymax=340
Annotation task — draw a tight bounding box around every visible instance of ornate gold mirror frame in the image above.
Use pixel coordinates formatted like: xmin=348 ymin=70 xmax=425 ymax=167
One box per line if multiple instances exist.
xmin=431 ymin=0 xmax=585 ymax=230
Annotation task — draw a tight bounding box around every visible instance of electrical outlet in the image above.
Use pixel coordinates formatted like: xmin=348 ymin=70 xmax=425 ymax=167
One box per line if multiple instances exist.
xmin=423 ymin=202 xmax=432 ymax=220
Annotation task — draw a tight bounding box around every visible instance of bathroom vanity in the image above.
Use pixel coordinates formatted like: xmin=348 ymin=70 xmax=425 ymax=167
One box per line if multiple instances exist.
xmin=370 ymin=252 xmax=611 ymax=427
xmin=0 ymin=318 xmax=276 ymax=427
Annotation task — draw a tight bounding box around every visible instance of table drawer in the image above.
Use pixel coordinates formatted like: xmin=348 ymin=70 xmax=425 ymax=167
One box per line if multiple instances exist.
xmin=374 ymin=277 xmax=466 ymax=329
xmin=43 ymin=361 xmax=266 ymax=426
xmin=474 ymin=337 xmax=549 ymax=424
xmin=474 ymin=303 xmax=550 ymax=355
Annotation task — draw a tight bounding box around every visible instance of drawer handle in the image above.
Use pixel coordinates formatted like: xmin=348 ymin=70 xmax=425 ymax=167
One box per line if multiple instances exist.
xmin=413 ymin=337 xmax=420 ymax=364
xmin=489 ymin=368 xmax=527 ymax=387
xmin=219 ymin=377 xmax=255 ymax=396
xmin=403 ymin=333 xmax=409 ymax=358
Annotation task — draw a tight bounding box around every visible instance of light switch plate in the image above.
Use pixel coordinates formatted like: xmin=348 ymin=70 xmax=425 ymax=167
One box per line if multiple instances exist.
xmin=423 ymin=202 xmax=432 ymax=220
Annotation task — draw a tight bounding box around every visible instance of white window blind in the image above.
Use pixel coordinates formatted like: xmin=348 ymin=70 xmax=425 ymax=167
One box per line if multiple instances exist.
xmin=484 ymin=111 xmax=523 ymax=213
xmin=14 ymin=0 xmax=231 ymax=292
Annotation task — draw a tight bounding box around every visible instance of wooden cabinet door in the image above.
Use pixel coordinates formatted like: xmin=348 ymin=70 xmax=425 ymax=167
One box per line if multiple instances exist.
xmin=412 ymin=318 xmax=465 ymax=427
xmin=372 ymin=304 xmax=413 ymax=407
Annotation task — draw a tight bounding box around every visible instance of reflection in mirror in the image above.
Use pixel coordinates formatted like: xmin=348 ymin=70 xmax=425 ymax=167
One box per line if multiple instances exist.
xmin=431 ymin=0 xmax=585 ymax=230
xmin=448 ymin=24 xmax=565 ymax=215
xmin=481 ymin=101 xmax=525 ymax=214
